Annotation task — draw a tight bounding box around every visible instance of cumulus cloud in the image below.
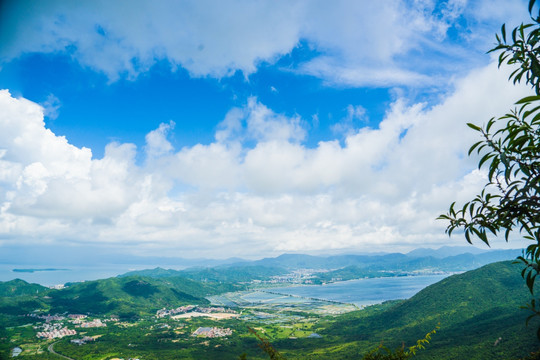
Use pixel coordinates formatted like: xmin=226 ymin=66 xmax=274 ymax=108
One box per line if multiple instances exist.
xmin=0 ymin=90 xmax=140 ymax=221
xmin=0 ymin=0 xmax=528 ymax=86
xmin=215 ymin=98 xmax=306 ymax=144
xmin=0 ymin=60 xmax=533 ymax=257
xmin=145 ymin=120 xmax=175 ymax=159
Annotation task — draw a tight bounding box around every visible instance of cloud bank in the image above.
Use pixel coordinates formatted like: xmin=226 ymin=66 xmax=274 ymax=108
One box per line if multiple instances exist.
xmin=0 ymin=61 xmax=531 ymax=258
xmin=0 ymin=0 xmax=528 ymax=85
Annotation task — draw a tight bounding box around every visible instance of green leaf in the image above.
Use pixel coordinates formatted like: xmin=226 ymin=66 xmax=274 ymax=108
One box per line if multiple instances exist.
xmin=516 ymin=95 xmax=540 ymax=104
xmin=478 ymin=153 xmax=494 ymax=169
xmin=466 ymin=123 xmax=482 ymax=131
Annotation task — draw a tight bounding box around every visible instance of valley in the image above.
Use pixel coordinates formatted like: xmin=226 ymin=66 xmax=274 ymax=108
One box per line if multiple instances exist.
xmin=1 ymin=250 xmax=538 ymax=359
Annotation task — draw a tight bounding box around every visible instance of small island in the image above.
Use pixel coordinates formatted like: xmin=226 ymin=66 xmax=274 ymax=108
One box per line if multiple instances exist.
xmin=12 ymin=268 xmax=68 ymax=273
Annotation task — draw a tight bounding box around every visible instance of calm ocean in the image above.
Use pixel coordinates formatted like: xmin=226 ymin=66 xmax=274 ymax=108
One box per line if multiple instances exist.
xmin=0 ymin=264 xmax=175 ymax=286
xmin=269 ymin=274 xmax=449 ymax=306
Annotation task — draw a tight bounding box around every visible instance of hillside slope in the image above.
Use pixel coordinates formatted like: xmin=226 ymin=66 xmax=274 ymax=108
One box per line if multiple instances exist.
xmin=0 ymin=275 xmax=236 ymax=319
xmin=123 ymin=265 xmax=287 ymax=283
xmin=0 ymin=278 xmax=48 ymax=297
xmin=280 ymin=261 xmax=539 ymax=359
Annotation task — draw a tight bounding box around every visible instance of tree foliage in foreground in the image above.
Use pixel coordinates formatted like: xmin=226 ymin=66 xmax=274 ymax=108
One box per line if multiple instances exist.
xmin=246 ymin=325 xmax=439 ymax=360
xmin=361 ymin=325 xmax=439 ymax=360
xmin=439 ymin=0 xmax=540 ymax=336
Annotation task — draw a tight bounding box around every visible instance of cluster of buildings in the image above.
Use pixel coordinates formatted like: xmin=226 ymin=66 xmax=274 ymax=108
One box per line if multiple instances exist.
xmin=78 ymin=319 xmax=106 ymax=328
xmin=156 ymin=305 xmax=196 ymax=317
xmin=268 ymin=269 xmax=317 ymax=284
xmin=192 ymin=327 xmax=232 ymax=338
xmin=27 ymin=313 xmax=65 ymax=322
xmin=68 ymin=314 xmax=87 ymax=320
xmin=30 ymin=313 xmax=110 ymax=339
xmin=36 ymin=327 xmax=76 ymax=339
xmin=156 ymin=305 xmax=235 ymax=318
xmin=48 ymin=284 xmax=65 ymax=290
xmin=71 ymin=336 xmax=96 ymax=345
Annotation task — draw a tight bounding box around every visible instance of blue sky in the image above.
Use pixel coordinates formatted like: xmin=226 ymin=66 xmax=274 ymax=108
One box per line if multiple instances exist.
xmin=0 ymin=0 xmax=533 ymax=260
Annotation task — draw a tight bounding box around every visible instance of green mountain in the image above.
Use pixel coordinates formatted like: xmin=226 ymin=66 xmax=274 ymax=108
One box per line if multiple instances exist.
xmin=0 ymin=278 xmax=48 ymax=297
xmin=0 ymin=279 xmax=51 ymax=316
xmin=180 ymin=265 xmax=288 ymax=283
xmin=123 ymin=264 xmax=288 ymax=283
xmin=0 ymin=275 xmax=238 ymax=319
xmin=120 ymin=267 xmax=184 ymax=278
xmin=47 ymin=276 xmax=209 ymax=317
xmin=277 ymin=261 xmax=539 ymax=359
xmin=311 ymin=266 xmax=399 ymax=283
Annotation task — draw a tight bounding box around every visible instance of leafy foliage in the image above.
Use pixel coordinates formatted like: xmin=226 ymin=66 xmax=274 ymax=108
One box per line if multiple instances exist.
xmin=439 ymin=0 xmax=540 ymax=334
xmin=361 ymin=325 xmax=438 ymax=360
xmin=248 ymin=327 xmax=288 ymax=360
xmin=362 ymin=346 xmax=412 ymax=360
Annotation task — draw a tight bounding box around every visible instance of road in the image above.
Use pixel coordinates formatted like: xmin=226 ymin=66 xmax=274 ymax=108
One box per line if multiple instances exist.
xmin=48 ymin=341 xmax=76 ymax=360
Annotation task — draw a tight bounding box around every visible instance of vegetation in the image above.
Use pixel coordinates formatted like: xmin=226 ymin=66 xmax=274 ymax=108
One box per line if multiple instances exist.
xmin=123 ymin=250 xmax=519 ymax=285
xmin=122 ymin=265 xmax=289 ymax=284
xmin=0 ymin=279 xmax=47 ymax=297
xmin=439 ymin=0 xmax=540 ymax=334
xmin=271 ymin=261 xmax=538 ymax=359
xmin=0 ymin=274 xmax=239 ymax=318
xmin=0 ymin=261 xmax=539 ymax=359
xmin=361 ymin=326 xmax=439 ymax=360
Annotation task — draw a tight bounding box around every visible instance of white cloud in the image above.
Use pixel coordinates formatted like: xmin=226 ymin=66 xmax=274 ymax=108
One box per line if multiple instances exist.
xmin=0 ymin=90 xmax=141 ymax=220
xmin=145 ymin=120 xmax=175 ymax=159
xmin=0 ymin=59 xmax=533 ymax=257
xmin=0 ymin=0 xmax=302 ymax=80
xmin=41 ymin=94 xmax=61 ymax=121
xmin=331 ymin=104 xmax=368 ymax=135
xmin=0 ymin=0 xmax=528 ymax=86
xmin=216 ymin=97 xmax=306 ymax=144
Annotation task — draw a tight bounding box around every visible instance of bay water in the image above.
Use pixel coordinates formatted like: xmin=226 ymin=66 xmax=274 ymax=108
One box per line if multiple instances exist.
xmin=269 ymin=274 xmax=449 ymax=306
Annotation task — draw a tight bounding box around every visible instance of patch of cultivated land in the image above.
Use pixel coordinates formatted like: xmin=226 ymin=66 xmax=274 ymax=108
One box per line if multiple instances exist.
xmin=208 ymin=289 xmax=358 ymax=315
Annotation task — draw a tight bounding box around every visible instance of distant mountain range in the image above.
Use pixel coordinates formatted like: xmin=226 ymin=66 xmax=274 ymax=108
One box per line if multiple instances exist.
xmin=239 ymin=248 xmax=520 ymax=270
xmin=119 ymin=247 xmax=521 ymax=284
xmin=406 ymin=245 xmax=492 ymax=257
xmin=0 ymin=244 xmax=518 ymax=269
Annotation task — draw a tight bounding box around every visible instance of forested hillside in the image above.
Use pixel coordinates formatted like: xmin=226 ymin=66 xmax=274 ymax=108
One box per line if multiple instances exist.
xmin=0 ymin=275 xmax=237 ymax=319
xmin=273 ymin=261 xmax=539 ymax=359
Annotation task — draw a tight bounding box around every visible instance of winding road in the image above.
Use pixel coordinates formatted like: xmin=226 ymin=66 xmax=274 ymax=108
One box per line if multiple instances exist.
xmin=48 ymin=341 xmax=76 ymax=360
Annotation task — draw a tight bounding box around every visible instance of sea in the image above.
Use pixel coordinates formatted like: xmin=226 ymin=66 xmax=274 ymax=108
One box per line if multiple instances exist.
xmin=268 ymin=274 xmax=449 ymax=306
xmin=0 ymin=264 xmax=174 ymax=286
